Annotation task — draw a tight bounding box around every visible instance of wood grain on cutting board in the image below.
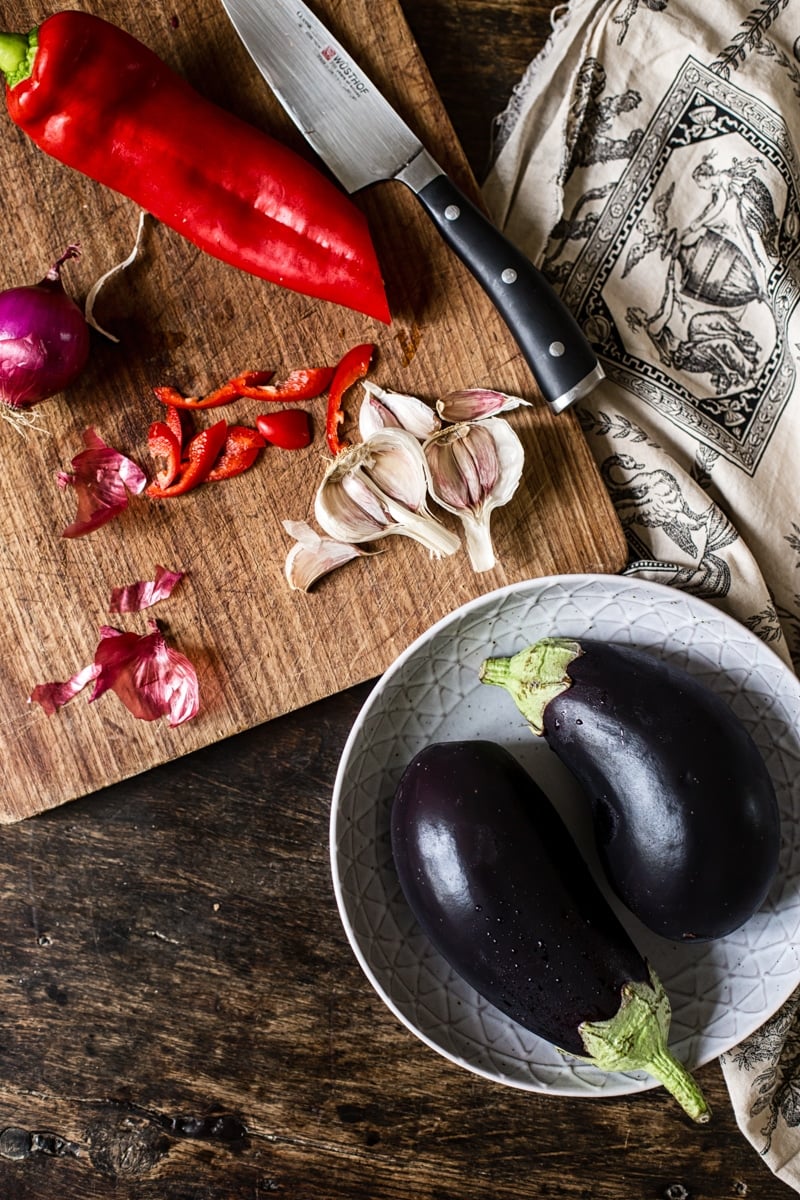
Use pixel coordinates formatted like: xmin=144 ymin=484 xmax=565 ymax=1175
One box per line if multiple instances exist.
xmin=0 ymin=0 xmax=626 ymax=821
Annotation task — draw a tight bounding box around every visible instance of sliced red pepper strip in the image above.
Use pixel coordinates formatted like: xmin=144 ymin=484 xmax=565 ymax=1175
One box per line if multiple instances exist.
xmin=146 ymin=419 xmax=228 ymax=497
xmin=256 ymin=409 xmax=313 ymax=450
xmin=154 ymin=382 xmax=241 ymax=410
xmin=326 ymin=343 xmax=375 ymax=456
xmin=206 ymin=425 xmax=266 ymax=481
xmin=232 ymin=367 xmax=334 ymax=403
xmin=227 ymin=369 xmax=275 ymax=390
xmin=164 ymin=402 xmax=192 ymax=451
xmin=147 ymin=421 xmax=182 ymax=490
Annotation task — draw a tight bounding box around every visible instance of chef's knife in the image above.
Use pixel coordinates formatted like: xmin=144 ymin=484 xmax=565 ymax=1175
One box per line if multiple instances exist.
xmin=219 ymin=0 xmax=604 ymax=413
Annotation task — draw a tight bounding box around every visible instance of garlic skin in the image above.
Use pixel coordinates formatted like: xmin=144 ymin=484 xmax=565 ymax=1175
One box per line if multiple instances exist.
xmin=436 ymin=388 xmax=530 ymax=423
xmin=282 ymin=520 xmax=371 ymax=591
xmin=423 ymin=418 xmax=524 ymax=573
xmin=315 ymin=428 xmax=460 ymax=558
xmin=362 ymin=380 xmax=441 ymax=440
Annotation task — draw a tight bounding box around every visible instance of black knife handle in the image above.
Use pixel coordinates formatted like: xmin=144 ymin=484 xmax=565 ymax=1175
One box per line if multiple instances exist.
xmin=415 ymin=173 xmax=602 ymax=413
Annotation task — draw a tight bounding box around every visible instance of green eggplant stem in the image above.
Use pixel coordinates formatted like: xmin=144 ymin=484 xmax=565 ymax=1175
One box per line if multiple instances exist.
xmin=577 ymin=967 xmax=710 ymax=1124
xmin=0 ymin=29 xmax=37 ymax=89
xmin=479 ymin=637 xmax=582 ymax=735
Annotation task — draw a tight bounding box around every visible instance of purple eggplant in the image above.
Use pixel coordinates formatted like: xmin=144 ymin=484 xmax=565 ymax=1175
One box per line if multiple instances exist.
xmin=480 ymin=638 xmax=780 ymax=942
xmin=390 ymin=739 xmax=709 ymax=1122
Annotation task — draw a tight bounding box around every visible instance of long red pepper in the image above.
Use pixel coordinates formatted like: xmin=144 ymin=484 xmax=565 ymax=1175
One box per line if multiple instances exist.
xmin=0 ymin=13 xmax=390 ymax=322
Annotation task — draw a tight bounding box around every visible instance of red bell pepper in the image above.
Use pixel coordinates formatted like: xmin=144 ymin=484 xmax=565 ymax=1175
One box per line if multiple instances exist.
xmin=232 ymin=367 xmax=335 ymax=403
xmin=146 ymin=419 xmax=228 ymax=498
xmin=0 ymin=12 xmax=390 ymax=322
xmin=206 ymin=425 xmax=266 ymax=481
xmin=326 ymin=343 xmax=375 ymax=456
xmin=256 ymin=409 xmax=313 ymax=450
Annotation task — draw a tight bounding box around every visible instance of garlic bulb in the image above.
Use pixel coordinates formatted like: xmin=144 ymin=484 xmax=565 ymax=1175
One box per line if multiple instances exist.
xmin=282 ymin=520 xmax=372 ymax=591
xmin=423 ymin=418 xmax=524 ymax=573
xmin=436 ymin=388 xmax=530 ymax=423
xmin=315 ymin=428 xmax=460 ymax=558
xmin=360 ymin=380 xmax=441 ymax=440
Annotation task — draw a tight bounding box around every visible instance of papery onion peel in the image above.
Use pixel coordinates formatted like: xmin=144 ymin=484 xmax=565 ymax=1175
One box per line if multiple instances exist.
xmin=29 ymin=618 xmax=199 ymax=727
xmin=109 ymin=565 xmax=185 ymax=613
xmin=58 ymin=427 xmax=147 ymax=537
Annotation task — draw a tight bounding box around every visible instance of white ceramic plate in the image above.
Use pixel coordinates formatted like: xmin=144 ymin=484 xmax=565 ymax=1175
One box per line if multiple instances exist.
xmin=329 ymin=575 xmax=800 ymax=1098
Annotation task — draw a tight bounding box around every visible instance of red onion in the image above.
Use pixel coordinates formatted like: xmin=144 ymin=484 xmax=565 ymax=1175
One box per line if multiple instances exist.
xmin=0 ymin=245 xmax=90 ymax=420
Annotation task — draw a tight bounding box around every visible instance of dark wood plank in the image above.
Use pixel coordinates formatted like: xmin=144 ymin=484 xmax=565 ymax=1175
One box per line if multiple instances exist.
xmin=0 ymin=685 xmax=792 ymax=1198
xmin=0 ymin=0 xmax=794 ymax=1196
xmin=403 ymin=0 xmax=549 ymax=178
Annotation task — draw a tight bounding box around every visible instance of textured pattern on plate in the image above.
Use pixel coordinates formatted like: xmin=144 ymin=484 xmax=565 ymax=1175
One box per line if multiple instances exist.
xmin=330 ymin=575 xmax=800 ymax=1099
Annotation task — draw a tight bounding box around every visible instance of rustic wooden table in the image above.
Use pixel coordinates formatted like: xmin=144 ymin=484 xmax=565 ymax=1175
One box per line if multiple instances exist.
xmin=0 ymin=1 xmax=795 ymax=1198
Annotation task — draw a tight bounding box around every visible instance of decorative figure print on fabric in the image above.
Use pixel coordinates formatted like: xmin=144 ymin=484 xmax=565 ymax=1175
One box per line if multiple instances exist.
xmin=484 ymin=0 xmax=800 ymax=673
xmin=723 ymin=990 xmax=800 ymax=1156
xmin=599 ymin=452 xmax=740 ymax=597
xmin=553 ymin=56 xmax=799 ymax=475
xmin=613 ymin=0 xmax=671 ymax=45
xmin=483 ymin=0 xmax=800 ymax=1185
xmin=558 ymin=59 xmax=645 ymax=181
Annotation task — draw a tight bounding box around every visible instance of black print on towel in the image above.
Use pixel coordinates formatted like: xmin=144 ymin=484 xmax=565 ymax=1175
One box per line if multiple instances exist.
xmin=559 ymin=57 xmax=800 ymax=474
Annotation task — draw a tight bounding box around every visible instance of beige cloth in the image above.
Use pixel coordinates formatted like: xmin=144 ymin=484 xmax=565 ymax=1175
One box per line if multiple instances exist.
xmin=483 ymin=0 xmax=800 ymax=1182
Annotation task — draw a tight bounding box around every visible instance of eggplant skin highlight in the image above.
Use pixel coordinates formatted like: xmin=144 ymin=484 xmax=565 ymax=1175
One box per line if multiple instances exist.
xmin=480 ymin=638 xmax=781 ymax=943
xmin=390 ymin=740 xmax=709 ymax=1122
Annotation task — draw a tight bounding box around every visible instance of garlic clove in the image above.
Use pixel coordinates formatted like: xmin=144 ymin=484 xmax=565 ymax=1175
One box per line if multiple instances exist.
xmin=314 ymin=447 xmax=392 ymax=541
xmin=363 ymin=380 xmax=441 ymax=439
xmin=436 ymin=388 xmax=530 ymax=423
xmin=358 ymin=389 xmax=401 ymax=439
xmin=424 ymin=437 xmax=471 ymax=510
xmin=424 ymin=417 xmax=524 ymax=573
xmin=452 ymin=424 xmax=493 ymax=505
xmin=315 ymin=429 xmax=460 ymax=558
xmin=341 ymin=469 xmax=393 ymax=529
xmin=364 ymin=430 xmax=430 ymax=513
xmin=282 ymin=520 xmax=373 ymax=591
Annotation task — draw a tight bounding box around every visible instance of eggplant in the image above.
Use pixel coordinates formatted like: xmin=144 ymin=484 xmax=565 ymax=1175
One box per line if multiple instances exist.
xmin=480 ymin=638 xmax=781 ymax=942
xmin=390 ymin=739 xmax=709 ymax=1122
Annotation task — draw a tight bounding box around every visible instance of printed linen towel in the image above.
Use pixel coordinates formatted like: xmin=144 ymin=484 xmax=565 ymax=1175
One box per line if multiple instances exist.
xmin=483 ymin=0 xmax=800 ymax=1185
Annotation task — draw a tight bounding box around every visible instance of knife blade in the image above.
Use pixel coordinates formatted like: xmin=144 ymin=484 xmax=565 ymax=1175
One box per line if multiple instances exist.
xmin=219 ymin=0 xmax=604 ymax=413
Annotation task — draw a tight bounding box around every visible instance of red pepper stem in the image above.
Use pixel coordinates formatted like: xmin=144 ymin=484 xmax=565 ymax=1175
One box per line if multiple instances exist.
xmin=0 ymin=29 xmax=37 ymax=89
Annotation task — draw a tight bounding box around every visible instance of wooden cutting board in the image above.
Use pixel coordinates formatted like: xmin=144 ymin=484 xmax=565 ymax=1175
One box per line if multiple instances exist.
xmin=0 ymin=0 xmax=626 ymax=822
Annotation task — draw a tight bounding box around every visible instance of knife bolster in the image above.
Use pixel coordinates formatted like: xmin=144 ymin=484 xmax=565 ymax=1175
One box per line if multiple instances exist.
xmin=396 ymin=146 xmax=443 ymax=194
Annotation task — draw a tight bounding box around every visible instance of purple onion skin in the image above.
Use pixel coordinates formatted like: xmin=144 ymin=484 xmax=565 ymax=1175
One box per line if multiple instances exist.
xmin=0 ymin=260 xmax=91 ymax=411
